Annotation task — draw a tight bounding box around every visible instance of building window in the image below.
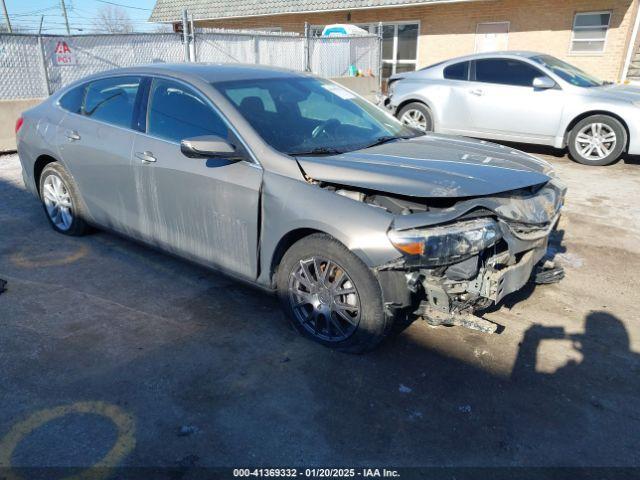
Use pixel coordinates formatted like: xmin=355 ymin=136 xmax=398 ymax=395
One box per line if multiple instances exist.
xmin=475 ymin=22 xmax=509 ymax=53
xmin=571 ymin=11 xmax=611 ymax=54
xmin=310 ymin=21 xmax=419 ymax=78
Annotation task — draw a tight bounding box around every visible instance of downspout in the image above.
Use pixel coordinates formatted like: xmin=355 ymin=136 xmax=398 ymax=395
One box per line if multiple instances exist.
xmin=621 ymin=0 xmax=640 ymax=82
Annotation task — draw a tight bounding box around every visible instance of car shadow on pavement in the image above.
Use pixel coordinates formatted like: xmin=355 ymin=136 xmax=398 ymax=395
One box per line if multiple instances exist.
xmin=1 ymin=165 xmax=639 ymax=471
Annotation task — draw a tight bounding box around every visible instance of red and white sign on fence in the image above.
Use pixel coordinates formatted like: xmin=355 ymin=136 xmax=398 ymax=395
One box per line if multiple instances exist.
xmin=52 ymin=41 xmax=76 ymax=66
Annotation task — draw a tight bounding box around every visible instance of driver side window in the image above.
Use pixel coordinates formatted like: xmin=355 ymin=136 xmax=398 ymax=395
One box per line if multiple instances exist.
xmin=147 ymin=78 xmax=229 ymax=144
xmin=474 ymin=58 xmax=543 ymax=87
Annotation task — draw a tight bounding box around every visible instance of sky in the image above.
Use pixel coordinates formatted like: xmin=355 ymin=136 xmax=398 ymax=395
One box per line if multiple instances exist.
xmin=3 ymin=0 xmax=162 ymax=34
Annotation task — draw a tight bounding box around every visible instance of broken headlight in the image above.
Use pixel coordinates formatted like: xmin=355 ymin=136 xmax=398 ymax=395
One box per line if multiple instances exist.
xmin=388 ymin=218 xmax=501 ymax=266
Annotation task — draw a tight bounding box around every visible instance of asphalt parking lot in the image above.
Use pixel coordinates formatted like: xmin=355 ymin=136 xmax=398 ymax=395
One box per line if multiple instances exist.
xmin=1 ymin=148 xmax=639 ymax=475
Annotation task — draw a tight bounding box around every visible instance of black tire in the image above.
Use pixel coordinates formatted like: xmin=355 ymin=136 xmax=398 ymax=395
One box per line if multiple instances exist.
xmin=397 ymin=102 xmax=434 ymax=132
xmin=39 ymin=163 xmax=89 ymax=236
xmin=276 ymin=233 xmax=391 ymax=353
xmin=567 ymin=115 xmax=626 ymax=166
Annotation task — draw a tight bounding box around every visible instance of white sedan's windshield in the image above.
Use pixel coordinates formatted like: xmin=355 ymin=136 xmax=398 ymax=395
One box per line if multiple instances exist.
xmin=531 ymin=54 xmax=604 ymax=88
xmin=214 ymin=77 xmax=420 ymax=155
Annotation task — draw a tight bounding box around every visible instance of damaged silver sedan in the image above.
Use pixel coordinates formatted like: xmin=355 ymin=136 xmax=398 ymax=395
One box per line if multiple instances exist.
xmin=16 ymin=64 xmax=566 ymax=353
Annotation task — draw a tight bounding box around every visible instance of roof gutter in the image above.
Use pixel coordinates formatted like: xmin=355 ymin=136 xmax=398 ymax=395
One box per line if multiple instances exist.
xmin=151 ymin=0 xmax=489 ymax=23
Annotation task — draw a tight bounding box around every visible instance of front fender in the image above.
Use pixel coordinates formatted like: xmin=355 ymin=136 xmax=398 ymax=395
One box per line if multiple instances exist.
xmin=257 ymin=171 xmax=398 ymax=286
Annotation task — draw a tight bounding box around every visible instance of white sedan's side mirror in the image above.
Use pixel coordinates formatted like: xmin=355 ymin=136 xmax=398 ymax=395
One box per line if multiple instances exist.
xmin=533 ymin=76 xmax=556 ymax=90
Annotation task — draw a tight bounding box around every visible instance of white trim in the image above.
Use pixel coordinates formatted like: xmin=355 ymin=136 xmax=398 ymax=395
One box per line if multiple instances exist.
xmin=622 ymin=2 xmax=640 ymax=81
xmin=155 ymin=0 xmax=486 ymax=23
xmin=569 ymin=10 xmax=611 ymax=55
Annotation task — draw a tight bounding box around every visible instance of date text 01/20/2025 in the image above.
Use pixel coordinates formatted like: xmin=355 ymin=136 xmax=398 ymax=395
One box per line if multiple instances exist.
xmin=233 ymin=468 xmax=401 ymax=477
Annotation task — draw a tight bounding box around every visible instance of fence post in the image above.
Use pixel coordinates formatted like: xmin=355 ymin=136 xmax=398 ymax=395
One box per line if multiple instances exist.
xmin=182 ymin=9 xmax=190 ymax=62
xmin=37 ymin=34 xmax=52 ymax=96
xmin=377 ymin=22 xmax=383 ymax=96
xmin=189 ymin=13 xmax=196 ymax=62
xmin=253 ymin=33 xmax=259 ymax=64
xmin=303 ymin=22 xmax=310 ymax=72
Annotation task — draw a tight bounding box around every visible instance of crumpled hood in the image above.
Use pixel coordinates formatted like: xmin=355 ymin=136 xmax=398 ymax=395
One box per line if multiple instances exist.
xmin=297 ymin=134 xmax=553 ymax=198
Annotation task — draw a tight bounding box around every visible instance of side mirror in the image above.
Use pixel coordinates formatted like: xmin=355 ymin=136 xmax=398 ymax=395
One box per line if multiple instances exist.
xmin=180 ymin=135 xmax=243 ymax=160
xmin=532 ymin=76 xmax=556 ymax=90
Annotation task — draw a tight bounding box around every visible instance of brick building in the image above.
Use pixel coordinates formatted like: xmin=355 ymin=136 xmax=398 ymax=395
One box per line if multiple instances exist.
xmin=149 ymin=0 xmax=640 ymax=82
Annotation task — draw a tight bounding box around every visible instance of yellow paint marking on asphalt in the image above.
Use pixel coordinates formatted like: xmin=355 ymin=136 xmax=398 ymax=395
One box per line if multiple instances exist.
xmin=0 ymin=401 xmax=135 ymax=480
xmin=10 ymin=243 xmax=90 ymax=268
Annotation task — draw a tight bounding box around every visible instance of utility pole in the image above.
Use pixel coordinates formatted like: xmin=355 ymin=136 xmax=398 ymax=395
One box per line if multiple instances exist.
xmin=1 ymin=0 xmax=12 ymax=33
xmin=60 ymin=0 xmax=70 ymax=35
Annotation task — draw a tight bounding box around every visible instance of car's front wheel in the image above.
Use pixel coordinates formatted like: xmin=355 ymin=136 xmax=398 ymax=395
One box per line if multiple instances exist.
xmin=39 ymin=163 xmax=89 ymax=236
xmin=567 ymin=115 xmax=626 ymax=166
xmin=276 ymin=233 xmax=391 ymax=353
xmin=397 ymin=102 xmax=433 ymax=132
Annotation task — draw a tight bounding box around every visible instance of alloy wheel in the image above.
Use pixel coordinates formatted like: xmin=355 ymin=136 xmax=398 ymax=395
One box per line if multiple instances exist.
xmin=42 ymin=174 xmax=73 ymax=231
xmin=574 ymin=122 xmax=617 ymax=161
xmin=288 ymin=256 xmax=361 ymax=342
xmin=400 ymin=109 xmax=428 ymax=131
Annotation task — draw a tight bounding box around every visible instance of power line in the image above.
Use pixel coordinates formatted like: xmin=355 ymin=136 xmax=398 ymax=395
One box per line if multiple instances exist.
xmin=93 ymin=0 xmax=151 ymax=11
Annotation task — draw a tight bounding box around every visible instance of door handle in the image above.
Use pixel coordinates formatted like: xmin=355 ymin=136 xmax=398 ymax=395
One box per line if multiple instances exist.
xmin=470 ymin=89 xmax=484 ymax=96
xmin=135 ymin=151 xmax=157 ymax=163
xmin=65 ymin=129 xmax=80 ymax=141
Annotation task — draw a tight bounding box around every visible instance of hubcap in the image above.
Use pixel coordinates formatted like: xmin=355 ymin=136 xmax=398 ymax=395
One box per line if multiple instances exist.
xmin=575 ymin=123 xmax=617 ymax=161
xmin=42 ymin=174 xmax=73 ymax=231
xmin=288 ymin=256 xmax=361 ymax=342
xmin=400 ymin=109 xmax=429 ymax=131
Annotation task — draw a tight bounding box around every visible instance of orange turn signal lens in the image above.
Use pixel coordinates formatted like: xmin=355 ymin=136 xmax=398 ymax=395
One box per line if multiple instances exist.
xmin=390 ymin=240 xmax=424 ymax=256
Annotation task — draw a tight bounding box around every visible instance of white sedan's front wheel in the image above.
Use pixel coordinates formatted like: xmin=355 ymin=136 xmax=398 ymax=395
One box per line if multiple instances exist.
xmin=397 ymin=102 xmax=433 ymax=132
xmin=568 ymin=115 xmax=626 ymax=166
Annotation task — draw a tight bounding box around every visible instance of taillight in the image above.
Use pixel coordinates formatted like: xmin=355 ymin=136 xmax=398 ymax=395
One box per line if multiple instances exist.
xmin=15 ymin=117 xmax=24 ymax=135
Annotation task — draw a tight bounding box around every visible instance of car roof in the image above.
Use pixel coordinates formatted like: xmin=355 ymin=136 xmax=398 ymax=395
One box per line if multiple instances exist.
xmin=78 ymin=63 xmax=310 ymax=85
xmin=428 ymin=51 xmax=543 ymax=67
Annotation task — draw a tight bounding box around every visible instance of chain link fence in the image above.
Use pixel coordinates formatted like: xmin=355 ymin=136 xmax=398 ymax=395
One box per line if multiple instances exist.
xmin=0 ymin=30 xmax=381 ymax=100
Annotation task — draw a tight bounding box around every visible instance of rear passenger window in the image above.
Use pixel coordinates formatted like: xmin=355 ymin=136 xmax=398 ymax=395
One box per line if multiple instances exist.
xmin=444 ymin=62 xmax=469 ymax=81
xmin=147 ymin=78 xmax=229 ymax=144
xmin=58 ymin=85 xmax=85 ymax=114
xmin=82 ymin=76 xmax=141 ymax=129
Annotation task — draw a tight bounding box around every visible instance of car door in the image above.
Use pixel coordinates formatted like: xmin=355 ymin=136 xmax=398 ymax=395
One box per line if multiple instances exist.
xmin=462 ymin=58 xmax=565 ymax=143
xmin=131 ymin=77 xmax=262 ymax=279
xmin=437 ymin=60 xmax=476 ymax=132
xmin=57 ymin=76 xmax=142 ymax=232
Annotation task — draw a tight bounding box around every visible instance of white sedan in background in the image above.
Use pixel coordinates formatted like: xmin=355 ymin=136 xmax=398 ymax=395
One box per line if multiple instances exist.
xmin=385 ymin=51 xmax=640 ymax=166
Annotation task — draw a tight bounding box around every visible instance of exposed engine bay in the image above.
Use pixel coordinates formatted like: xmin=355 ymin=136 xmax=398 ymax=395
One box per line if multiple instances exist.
xmin=314 ymin=175 xmax=567 ymax=333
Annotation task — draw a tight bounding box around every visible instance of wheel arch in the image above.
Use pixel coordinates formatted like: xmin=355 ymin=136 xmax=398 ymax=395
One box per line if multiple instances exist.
xmin=564 ymin=110 xmax=630 ymax=150
xmin=394 ymin=98 xmax=436 ymax=131
xmin=268 ymin=227 xmax=326 ymax=288
xmin=33 ymin=154 xmax=59 ymax=196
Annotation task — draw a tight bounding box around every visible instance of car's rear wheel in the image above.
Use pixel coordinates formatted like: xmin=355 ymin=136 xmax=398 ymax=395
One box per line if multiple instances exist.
xmin=397 ymin=102 xmax=433 ymax=132
xmin=276 ymin=233 xmax=390 ymax=353
xmin=39 ymin=163 xmax=89 ymax=236
xmin=567 ymin=115 xmax=626 ymax=166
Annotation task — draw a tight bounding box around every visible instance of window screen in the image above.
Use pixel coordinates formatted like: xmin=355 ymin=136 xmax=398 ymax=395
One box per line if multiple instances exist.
xmin=571 ymin=12 xmax=610 ymax=53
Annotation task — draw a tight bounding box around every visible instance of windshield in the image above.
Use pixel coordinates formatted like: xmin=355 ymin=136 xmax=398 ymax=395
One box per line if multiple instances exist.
xmin=530 ymin=54 xmax=604 ymax=87
xmin=214 ymin=77 xmax=420 ymax=155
